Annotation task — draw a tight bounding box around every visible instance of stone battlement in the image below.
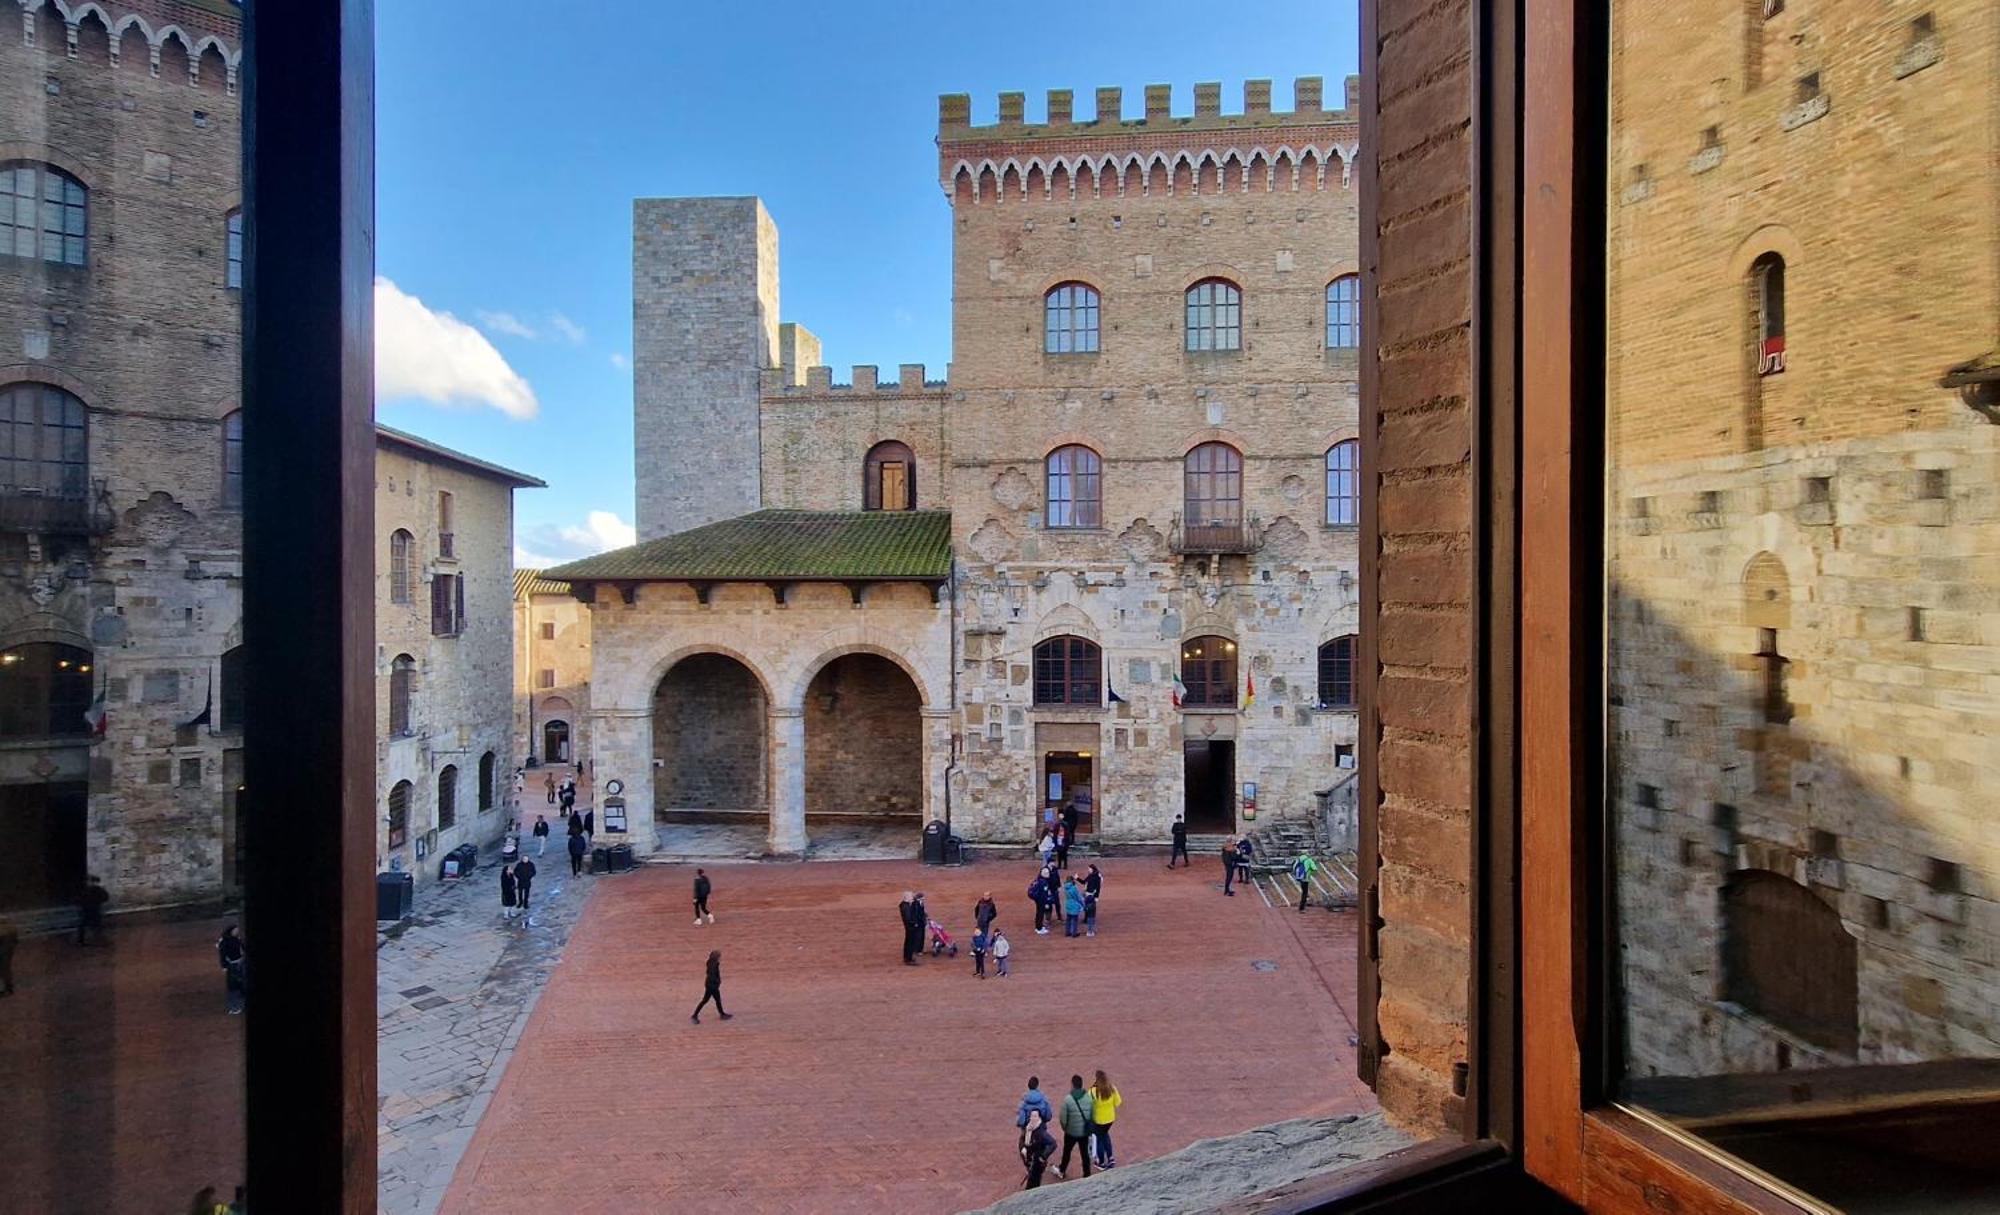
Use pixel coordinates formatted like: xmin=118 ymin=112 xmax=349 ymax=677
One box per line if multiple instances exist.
xmin=759 ymin=364 xmax=947 ymax=396
xmin=938 ymin=77 xmax=1360 ymax=202
xmin=21 ymin=0 xmax=242 ymax=91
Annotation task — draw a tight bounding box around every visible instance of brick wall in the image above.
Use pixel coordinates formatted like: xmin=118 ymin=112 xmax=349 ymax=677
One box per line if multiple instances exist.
xmin=1365 ymin=0 xmax=1476 ymax=1135
xmin=653 ymin=651 xmax=768 ymax=811
xmin=803 ymin=652 xmax=923 ymax=817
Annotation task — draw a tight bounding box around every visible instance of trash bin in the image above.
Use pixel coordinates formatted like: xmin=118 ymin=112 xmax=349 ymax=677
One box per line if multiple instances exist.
xmin=439 ymin=843 xmax=479 ymax=881
xmin=375 ymin=871 xmax=414 ymax=921
xmin=608 ymin=843 xmax=635 ymax=873
xmin=943 ymin=834 xmax=964 ymax=865
xmin=591 ymin=846 xmax=610 ymax=874
xmin=922 ymin=819 xmax=947 ymax=864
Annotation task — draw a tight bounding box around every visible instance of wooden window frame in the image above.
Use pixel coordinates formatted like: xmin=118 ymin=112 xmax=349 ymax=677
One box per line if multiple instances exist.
xmin=226 ymin=207 xmax=245 ymax=290
xmin=436 ymin=764 xmax=457 ymax=831
xmin=1184 ymin=441 xmax=1244 ymax=527
xmin=1318 ymin=635 xmax=1357 ymax=709
xmin=1044 ymin=444 xmax=1102 ymax=529
xmin=1179 ymin=634 xmax=1237 ymax=708
xmin=1043 ymin=281 xmax=1101 ymax=354
xmin=1327 ymin=273 xmax=1362 ymax=349
xmin=1184 ymin=277 xmax=1242 ymax=352
xmin=1032 ymin=634 xmax=1101 ymax=706
xmin=0 ymin=161 xmax=88 ymax=266
xmin=389 ymin=528 xmax=413 ymax=603
xmin=1325 ymin=438 xmax=1359 ymax=527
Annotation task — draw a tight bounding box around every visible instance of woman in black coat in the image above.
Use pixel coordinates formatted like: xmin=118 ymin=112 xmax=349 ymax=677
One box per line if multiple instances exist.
xmin=691 ymin=949 xmax=730 ymax=1023
xmin=499 ymin=863 xmax=518 ymax=921
xmin=567 ymin=828 xmax=588 ymax=877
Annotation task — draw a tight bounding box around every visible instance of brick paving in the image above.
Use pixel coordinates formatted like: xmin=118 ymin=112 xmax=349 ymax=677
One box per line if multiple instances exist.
xmin=0 ymin=918 xmax=246 ymax=1215
xmin=438 ymin=856 xmax=1374 ymax=1214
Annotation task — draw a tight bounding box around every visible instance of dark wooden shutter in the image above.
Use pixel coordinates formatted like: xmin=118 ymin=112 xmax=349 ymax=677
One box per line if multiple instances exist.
xmin=453 ymin=573 xmax=465 ymax=636
xmin=430 ymin=575 xmax=444 ymax=634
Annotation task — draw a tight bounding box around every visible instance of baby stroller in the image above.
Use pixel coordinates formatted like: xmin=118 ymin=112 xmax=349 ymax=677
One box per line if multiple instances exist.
xmin=927 ymin=919 xmax=960 ymax=957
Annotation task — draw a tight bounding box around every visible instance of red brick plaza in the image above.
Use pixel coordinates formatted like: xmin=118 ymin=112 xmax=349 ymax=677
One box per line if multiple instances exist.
xmin=441 ymin=856 xmax=1374 ymax=1214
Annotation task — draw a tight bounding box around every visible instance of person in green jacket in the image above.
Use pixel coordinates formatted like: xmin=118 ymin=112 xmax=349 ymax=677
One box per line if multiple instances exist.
xmin=1057 ymin=1074 xmax=1095 ymax=1179
xmin=1292 ymin=852 xmax=1319 ymax=912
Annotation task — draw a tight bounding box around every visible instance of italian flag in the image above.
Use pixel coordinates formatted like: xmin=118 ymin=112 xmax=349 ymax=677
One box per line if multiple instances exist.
xmin=1171 ymin=672 xmax=1187 ymax=709
xmin=1243 ymin=670 xmax=1257 ymax=712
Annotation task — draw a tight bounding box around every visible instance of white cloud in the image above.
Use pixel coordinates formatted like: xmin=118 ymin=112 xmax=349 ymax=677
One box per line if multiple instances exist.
xmin=376 ymin=278 xmax=539 ymax=419
xmin=559 ymin=510 xmax=636 ymax=553
xmin=549 ymin=313 xmax=587 ymax=345
xmin=609 ymin=352 xmax=629 ymax=371
xmin=515 ymin=510 xmax=638 ymax=569
xmin=475 ymin=310 xmax=538 ymax=340
xmin=514 ymin=543 xmax=567 ymax=570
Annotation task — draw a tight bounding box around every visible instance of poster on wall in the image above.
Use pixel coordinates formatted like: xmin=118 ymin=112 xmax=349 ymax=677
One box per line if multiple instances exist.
xmin=1047 ymin=772 xmax=1063 ymax=802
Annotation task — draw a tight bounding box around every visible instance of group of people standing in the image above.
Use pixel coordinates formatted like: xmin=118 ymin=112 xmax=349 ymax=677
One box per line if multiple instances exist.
xmin=1028 ymin=860 xmax=1101 ymax=938
xmin=1017 ymin=1071 xmax=1125 ymax=1187
xmin=498 ymin=856 xmax=538 ymax=920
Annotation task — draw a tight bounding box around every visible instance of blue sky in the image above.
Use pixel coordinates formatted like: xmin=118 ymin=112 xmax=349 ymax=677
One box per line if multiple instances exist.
xmin=375 ymin=1 xmax=1358 ymax=567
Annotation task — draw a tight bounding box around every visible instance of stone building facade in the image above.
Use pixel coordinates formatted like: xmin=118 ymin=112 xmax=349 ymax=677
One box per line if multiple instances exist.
xmin=512 ymin=569 xmax=590 ymax=769
xmin=1 ymin=0 xmax=247 ymax=915
xmin=559 ymin=78 xmax=1364 ymax=856
xmin=1606 ymin=1 xmax=1998 ymax=1077
xmin=374 ymin=426 xmax=541 ymax=888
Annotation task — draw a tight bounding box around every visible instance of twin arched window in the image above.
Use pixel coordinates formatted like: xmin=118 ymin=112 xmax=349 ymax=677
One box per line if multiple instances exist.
xmin=1325 ymin=439 xmax=1359 ymax=526
xmin=864 ymin=440 xmax=915 ymax=511
xmin=1185 ymin=279 xmax=1242 ymax=351
xmin=1318 ymin=636 xmax=1357 ymax=708
xmin=1045 ymin=445 xmax=1102 ymax=528
xmin=0 ymin=383 xmax=88 ymax=499
xmin=1 ymin=162 xmax=87 ymax=266
xmin=1044 ymin=282 xmax=1100 ymax=353
xmin=1033 ymin=635 xmax=1102 ymax=705
xmin=1326 ymin=274 xmax=1361 ymax=349
xmin=1180 ymin=635 xmax=1237 ymax=707
xmin=389 ymin=529 xmax=415 ymax=604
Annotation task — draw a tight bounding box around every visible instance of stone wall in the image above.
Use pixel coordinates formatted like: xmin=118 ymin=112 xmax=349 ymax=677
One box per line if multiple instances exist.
xmin=1606 ymin=0 xmax=1999 ymax=1075
xmin=803 ymin=652 xmax=923 ymax=817
xmin=514 ymin=588 xmax=591 ymax=768
xmin=757 ymin=374 xmax=949 ymax=512
xmin=374 ymin=441 xmax=523 ymax=886
xmin=632 ymin=197 xmax=777 ymax=541
xmin=654 ymin=651 xmax=767 ymax=811
xmin=1 ymin=3 xmax=246 ymax=909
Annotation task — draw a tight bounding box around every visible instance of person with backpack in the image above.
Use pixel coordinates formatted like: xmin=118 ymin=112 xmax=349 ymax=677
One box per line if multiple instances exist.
xmin=216 ymin=924 xmax=246 ymax=1015
xmin=1167 ymin=814 xmax=1189 ymax=868
xmin=1082 ymin=864 xmax=1102 ymax=937
xmin=1222 ymin=837 xmax=1240 ymax=896
xmin=693 ymin=868 xmax=714 ymax=924
xmin=1236 ymin=834 xmax=1257 ymax=886
xmin=1061 ymin=874 xmax=1085 ymax=937
xmin=1089 ymin=1070 xmax=1123 ymax=1168
xmin=1028 ymin=870 xmax=1051 ymax=935
xmin=1293 ymin=851 xmax=1319 ymax=911
xmin=1058 ymin=1074 xmax=1095 ymax=1179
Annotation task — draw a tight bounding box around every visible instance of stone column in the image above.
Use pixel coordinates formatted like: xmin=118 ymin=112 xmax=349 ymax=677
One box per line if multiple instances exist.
xmin=768 ymin=707 xmax=807 ymax=857
xmin=590 ymin=707 xmax=655 ymax=857
xmin=920 ymin=707 xmax=953 ymax=829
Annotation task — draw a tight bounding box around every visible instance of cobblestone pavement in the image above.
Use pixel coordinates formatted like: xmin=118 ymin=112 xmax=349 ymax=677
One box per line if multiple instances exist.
xmin=375 ymin=818 xmax=600 ymax=1215
xmin=438 ymin=856 xmax=1374 ymax=1214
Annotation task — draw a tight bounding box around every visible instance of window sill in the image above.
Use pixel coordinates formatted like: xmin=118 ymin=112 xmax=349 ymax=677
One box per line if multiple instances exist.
xmin=1031 ymin=704 xmax=1107 ymax=715
xmin=1181 ymin=704 xmax=1239 ymax=714
xmin=1311 ymin=704 xmax=1358 ymax=713
xmin=1041 ymin=350 xmax=1101 ymax=360
xmin=1322 ymin=522 xmax=1360 ymax=532
xmin=1043 ymin=525 xmax=1109 ymax=535
xmin=1184 ymin=347 xmax=1245 ymax=359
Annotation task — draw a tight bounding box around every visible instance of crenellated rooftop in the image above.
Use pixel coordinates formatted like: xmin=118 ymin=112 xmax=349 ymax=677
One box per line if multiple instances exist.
xmin=938 ymin=77 xmax=1360 ymax=202
xmin=759 ymin=363 xmax=948 ymax=398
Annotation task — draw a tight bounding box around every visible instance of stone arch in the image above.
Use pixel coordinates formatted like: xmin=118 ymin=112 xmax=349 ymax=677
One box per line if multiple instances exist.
xmin=194 ymin=39 xmax=226 ymax=92
xmin=0 ymin=143 xmax=97 ymax=193
xmin=1721 ymin=869 xmax=1858 ymax=1053
xmin=653 ymin=650 xmax=770 ymax=817
xmin=953 ymin=165 xmax=974 ymax=204
xmin=155 ymin=26 xmax=190 ymax=82
xmin=1177 ymin=425 xmax=1253 ymax=456
xmin=73 ymin=6 xmax=110 ymax=64
xmin=1196 ymin=150 xmax=1221 ymax=193
xmin=1074 ymin=160 xmax=1095 ymax=197
xmin=1742 ymin=551 xmax=1791 ymax=629
xmin=0 ymin=610 xmax=90 ymax=652
xmin=1000 ymin=160 xmax=1023 ymax=199
xmin=783 ymin=640 xmax=936 ymax=712
xmin=802 ymin=651 xmax=924 ymax=822
xmin=976 ymin=162 xmax=997 ymax=202
xmin=1049 ymin=161 xmax=1070 ymax=199
xmin=1025 ymin=161 xmax=1046 ymax=199
xmin=1033 ymin=602 xmax=1101 ymax=644
xmin=1727 ymin=223 xmax=1806 ymax=280
xmin=632 ymin=640 xmax=779 ymax=711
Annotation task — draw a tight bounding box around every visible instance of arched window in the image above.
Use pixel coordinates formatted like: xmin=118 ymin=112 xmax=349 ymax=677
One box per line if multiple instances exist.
xmin=436 ymin=765 xmax=458 ymax=830
xmin=1179 ymin=635 xmax=1237 ymax=708
xmin=386 ymin=781 xmax=412 ymax=849
xmin=1044 ymin=282 xmax=1100 ymax=353
xmin=1752 ymin=252 xmax=1785 ymax=376
xmin=1325 ymin=439 xmax=1359 ymax=526
xmin=225 ymin=208 xmax=244 ymax=289
xmin=1045 ymin=445 xmax=1102 ymax=528
xmin=389 ymin=654 xmax=415 ymax=737
xmin=222 ymin=411 xmax=244 ymax=508
xmin=1184 ymin=442 xmax=1244 ymax=527
xmin=478 ymin=751 xmax=496 ymax=813
xmin=0 ymin=163 xmax=87 ymax=266
xmin=1184 ymin=279 xmax=1242 ymax=351
xmin=1722 ymin=870 xmax=1857 ymax=1052
xmin=0 ymin=383 xmax=89 ymax=501
xmin=1033 ymin=635 xmax=1102 ymax=705
xmin=1318 ymin=636 xmax=1357 ymax=708
xmin=389 ymin=530 xmax=414 ymax=604
xmin=1326 ymin=274 xmax=1361 ymax=349
xmin=0 ymin=642 xmax=93 ymax=738
xmin=864 ymin=440 xmax=916 ymax=511
xmin=219 ymin=645 xmax=245 ymax=731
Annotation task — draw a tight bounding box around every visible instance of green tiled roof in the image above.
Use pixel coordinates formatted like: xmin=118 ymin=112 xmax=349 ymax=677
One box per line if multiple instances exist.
xmin=545 ymin=510 xmax=952 ymax=582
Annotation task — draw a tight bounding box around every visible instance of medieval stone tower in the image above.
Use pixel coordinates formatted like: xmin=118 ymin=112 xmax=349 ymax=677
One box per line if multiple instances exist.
xmin=631 ymin=197 xmax=780 ymax=540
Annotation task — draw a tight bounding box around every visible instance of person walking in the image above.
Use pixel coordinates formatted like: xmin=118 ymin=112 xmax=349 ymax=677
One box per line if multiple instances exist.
xmin=544 ymin=772 xmax=556 ymax=804
xmin=1061 ymin=874 xmax=1084 ymax=937
xmin=582 ymin=806 xmax=594 ymax=841
xmin=1028 ymin=869 xmax=1051 ymax=936
xmin=1222 ymin=837 xmax=1240 ymax=896
xmin=515 ymin=856 xmax=537 ymax=913
xmin=499 ymin=863 xmax=519 ymax=921
xmin=974 ymin=891 xmax=998 ymax=935
xmin=693 ymin=868 xmax=714 ymax=924
xmin=0 ymin=917 xmax=18 ymax=996
xmin=899 ymin=891 xmax=920 ymax=965
xmin=1058 ymin=1074 xmax=1096 ymax=1180
xmin=76 ymin=874 xmax=108 ymax=945
xmin=1015 ymin=1075 xmax=1055 ymax=1131
xmin=532 ymin=814 xmax=550 ymax=855
xmin=1292 ymin=851 xmax=1319 ymax=912
xmin=992 ymin=928 xmax=1011 ymax=976
xmin=1082 ymin=864 xmax=1102 ymax=937
xmin=971 ymin=926 xmax=989 ymax=978
xmin=1089 ymin=1070 xmax=1123 ymax=1168
xmin=567 ymin=826 xmax=588 ymax=877
xmin=1019 ymin=1109 xmax=1057 ymax=1190
xmin=690 ymin=949 xmax=731 ymax=1022
xmin=216 ymin=924 xmax=246 ymax=1015
xmin=1168 ymin=814 xmax=1189 ymax=868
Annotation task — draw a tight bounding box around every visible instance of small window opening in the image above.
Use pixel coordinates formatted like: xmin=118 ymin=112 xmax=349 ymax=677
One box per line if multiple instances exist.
xmin=1911 ymin=13 xmax=1935 ymax=40
xmin=1809 ymin=829 xmax=1839 ymax=858
xmin=1803 ymin=476 xmax=1830 ymax=504
xmin=1927 ymin=858 xmax=1962 ymax=895
xmin=1907 ymin=607 xmax=1926 ymax=642
xmin=1796 ymin=72 xmax=1821 ymax=102
xmin=1919 ymin=468 xmax=1949 ymax=499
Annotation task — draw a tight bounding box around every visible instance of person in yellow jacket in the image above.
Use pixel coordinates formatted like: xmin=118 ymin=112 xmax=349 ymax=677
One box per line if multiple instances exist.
xmin=1089 ymin=1069 xmax=1123 ymax=1168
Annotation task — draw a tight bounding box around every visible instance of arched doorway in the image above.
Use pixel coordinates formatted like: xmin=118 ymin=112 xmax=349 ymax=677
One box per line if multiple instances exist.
xmin=653 ymin=653 xmax=768 ymax=823
xmin=804 ymin=654 xmax=922 ymax=830
xmin=542 ymin=719 xmax=570 ymax=764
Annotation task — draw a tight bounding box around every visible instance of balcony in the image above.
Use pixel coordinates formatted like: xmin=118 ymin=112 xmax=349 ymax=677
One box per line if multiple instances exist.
xmin=1170 ymin=512 xmax=1262 ymax=555
xmin=0 ymin=486 xmax=112 ymax=537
